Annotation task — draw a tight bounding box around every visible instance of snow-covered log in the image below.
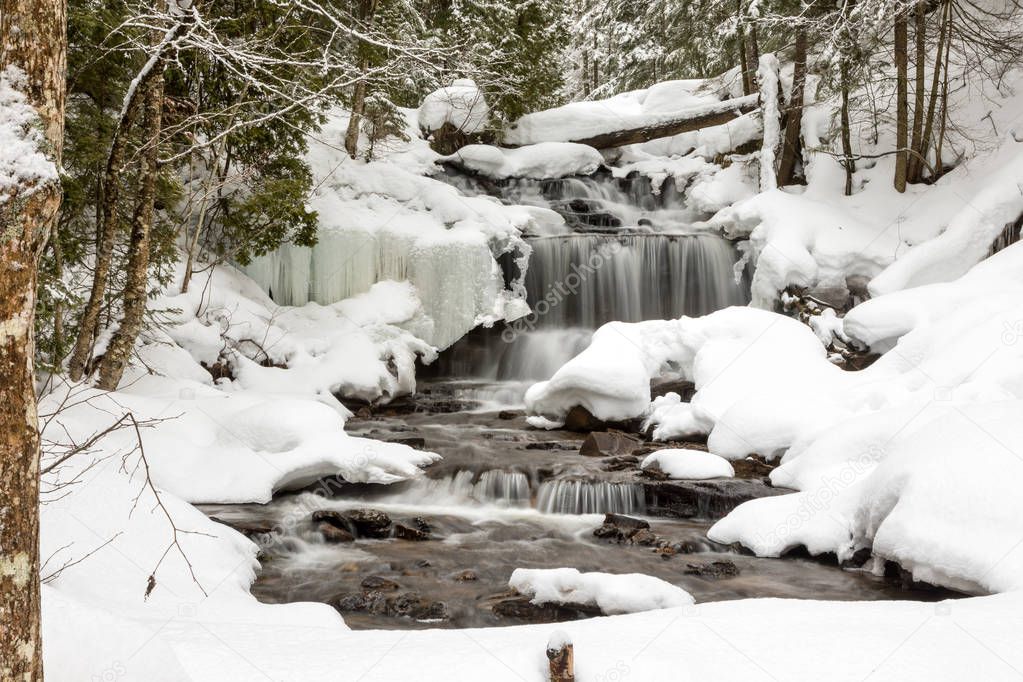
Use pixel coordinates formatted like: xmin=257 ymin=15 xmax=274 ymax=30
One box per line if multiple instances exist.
xmin=505 ymin=94 xmax=760 ymax=150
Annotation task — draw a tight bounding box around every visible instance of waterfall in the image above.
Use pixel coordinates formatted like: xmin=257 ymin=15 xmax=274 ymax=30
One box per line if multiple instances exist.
xmin=473 ymin=470 xmax=531 ymax=506
xmin=519 ymin=233 xmax=749 ymax=329
xmin=536 ymin=480 xmax=646 ymax=515
xmin=431 ymin=233 xmax=749 ymax=381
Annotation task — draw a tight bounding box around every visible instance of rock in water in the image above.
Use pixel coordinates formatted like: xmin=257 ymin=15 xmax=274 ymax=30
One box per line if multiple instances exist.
xmin=684 ymin=560 xmax=740 ymax=578
xmin=361 ymin=575 xmax=400 ymax=591
xmin=579 ymin=431 xmax=641 ymax=457
xmin=317 ymin=522 xmax=354 ymax=543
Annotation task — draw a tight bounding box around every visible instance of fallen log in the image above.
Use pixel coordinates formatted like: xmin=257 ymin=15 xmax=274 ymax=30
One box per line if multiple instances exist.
xmin=504 ymin=94 xmax=760 ymax=150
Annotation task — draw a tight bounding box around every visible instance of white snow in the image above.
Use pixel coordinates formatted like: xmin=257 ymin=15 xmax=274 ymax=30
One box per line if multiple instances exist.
xmin=417 ymin=79 xmax=490 ymax=134
xmin=440 ymin=142 xmax=604 ymax=179
xmin=641 ymin=449 xmax=735 ymax=480
xmin=244 ymin=108 xmax=538 ymax=350
xmin=509 ymin=568 xmax=694 ymax=615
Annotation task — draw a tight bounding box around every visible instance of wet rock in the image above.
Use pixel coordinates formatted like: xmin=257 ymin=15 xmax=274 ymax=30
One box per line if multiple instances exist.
xmin=498 ymin=410 xmax=519 ymax=420
xmin=453 ymin=569 xmax=478 ymax=582
xmin=317 ymin=522 xmax=354 ymax=543
xmin=312 ymin=508 xmax=392 ymax=539
xmin=491 ymin=594 xmax=602 ymax=623
xmin=388 ymin=437 xmax=426 ymax=449
xmin=684 ymin=560 xmax=740 ymax=578
xmin=602 ymin=455 xmax=639 ymax=472
xmin=644 ymin=479 xmax=792 ymax=520
xmin=355 ymin=406 xmax=373 ymax=419
xmin=579 ymin=431 xmax=642 ymax=457
xmin=525 ymin=441 xmax=574 ymax=451
xmin=361 ymin=575 xmax=400 ymax=591
xmin=650 ymin=379 xmax=696 ymax=401
xmin=337 ymin=594 xmax=368 ymax=611
xmin=563 ymin=405 xmax=606 ymax=432
xmin=338 ymin=590 xmax=449 ymax=621
xmin=593 ymin=513 xmax=650 ymax=543
xmin=630 ymin=528 xmax=659 ymax=546
xmin=344 ymin=509 xmax=393 ymax=538
xmin=393 ymin=523 xmax=430 ymax=541
xmin=731 ymin=455 xmax=775 ymax=479
xmin=389 ymin=591 xmax=449 ymax=620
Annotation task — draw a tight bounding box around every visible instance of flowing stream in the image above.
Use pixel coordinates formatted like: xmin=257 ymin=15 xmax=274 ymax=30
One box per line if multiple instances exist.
xmin=204 ymin=171 xmax=957 ymax=630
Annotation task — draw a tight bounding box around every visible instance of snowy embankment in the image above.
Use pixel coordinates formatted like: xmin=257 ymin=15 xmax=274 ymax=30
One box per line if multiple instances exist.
xmin=707 ymin=66 xmax=1023 ymax=308
xmin=527 ymin=241 xmax=1023 ymax=594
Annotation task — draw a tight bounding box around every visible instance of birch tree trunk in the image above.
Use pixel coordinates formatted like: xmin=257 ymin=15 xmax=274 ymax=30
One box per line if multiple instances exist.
xmin=96 ymin=71 xmax=164 ymax=391
xmin=0 ymin=0 xmax=67 ymax=679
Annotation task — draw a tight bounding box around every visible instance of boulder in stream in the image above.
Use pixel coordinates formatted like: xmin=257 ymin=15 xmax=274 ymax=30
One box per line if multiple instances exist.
xmin=579 ymin=431 xmax=642 ymax=457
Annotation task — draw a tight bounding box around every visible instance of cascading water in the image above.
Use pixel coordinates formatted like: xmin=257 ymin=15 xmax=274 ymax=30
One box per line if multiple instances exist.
xmin=431 ymin=172 xmax=751 ymax=385
xmin=536 ymin=480 xmax=646 ymax=515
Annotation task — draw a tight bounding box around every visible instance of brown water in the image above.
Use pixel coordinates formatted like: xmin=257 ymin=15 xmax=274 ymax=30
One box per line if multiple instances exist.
xmin=201 ymin=380 xmax=958 ymax=630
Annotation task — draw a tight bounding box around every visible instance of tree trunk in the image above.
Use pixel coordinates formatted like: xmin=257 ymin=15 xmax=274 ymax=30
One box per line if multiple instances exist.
xmin=907 ymin=0 xmax=927 ymax=182
xmin=893 ymin=8 xmax=910 ymax=193
xmin=96 ymin=72 xmax=164 ymax=391
xmin=841 ymin=62 xmax=855 ymax=196
xmin=737 ymin=0 xmax=751 ymax=97
xmin=0 ymin=0 xmax=67 ymax=679
xmin=66 ymin=111 xmax=134 ymax=380
xmin=343 ymin=0 xmax=378 ymax=159
xmin=344 ymin=74 xmax=369 ymax=158
xmin=919 ymin=0 xmax=949 ymax=182
xmin=747 ymin=24 xmax=760 ymax=94
xmin=777 ymin=29 xmax=808 ymax=187
xmin=67 ymin=16 xmax=189 ymax=380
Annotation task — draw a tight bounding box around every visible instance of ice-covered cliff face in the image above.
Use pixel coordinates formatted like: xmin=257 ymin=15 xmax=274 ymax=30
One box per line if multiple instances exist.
xmin=244 ymin=109 xmax=537 ymax=351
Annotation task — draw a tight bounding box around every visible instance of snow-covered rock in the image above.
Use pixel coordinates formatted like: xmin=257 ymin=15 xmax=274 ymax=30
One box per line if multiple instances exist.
xmin=509 ymin=568 xmax=694 ymax=615
xmin=417 ymin=79 xmax=490 ymax=134
xmin=641 ymin=449 xmax=735 ymax=480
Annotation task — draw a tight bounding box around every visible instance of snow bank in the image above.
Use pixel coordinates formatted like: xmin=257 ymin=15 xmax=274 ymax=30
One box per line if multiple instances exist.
xmin=417 ymin=79 xmax=490 ymax=134
xmin=705 ymin=64 xmax=1023 ymax=307
xmin=641 ymin=449 xmax=734 ymax=480
xmin=440 ymin=142 xmax=604 ymax=179
xmin=509 ymin=568 xmax=693 ymax=615
xmin=158 ymin=259 xmax=435 ymax=404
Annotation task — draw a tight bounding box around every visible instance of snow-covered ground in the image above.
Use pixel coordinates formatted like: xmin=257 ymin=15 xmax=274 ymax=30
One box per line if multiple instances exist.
xmin=36 ymin=51 xmax=1023 ymax=682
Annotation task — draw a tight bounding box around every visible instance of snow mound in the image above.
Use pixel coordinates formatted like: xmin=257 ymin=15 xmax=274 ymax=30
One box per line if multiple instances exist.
xmin=641 ymin=449 xmax=734 ymax=480
xmin=417 ymin=79 xmax=490 ymax=134
xmin=509 ymin=568 xmax=694 ymax=615
xmin=158 ymin=260 xmax=435 ymax=404
xmin=440 ymin=142 xmax=603 ymax=179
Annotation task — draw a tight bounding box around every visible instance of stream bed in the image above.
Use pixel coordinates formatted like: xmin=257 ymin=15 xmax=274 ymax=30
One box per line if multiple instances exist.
xmin=202 ymin=379 xmax=957 ymax=630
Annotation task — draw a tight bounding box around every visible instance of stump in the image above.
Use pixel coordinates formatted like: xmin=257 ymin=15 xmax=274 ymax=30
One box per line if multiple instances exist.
xmin=546 ymin=631 xmax=574 ymax=682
